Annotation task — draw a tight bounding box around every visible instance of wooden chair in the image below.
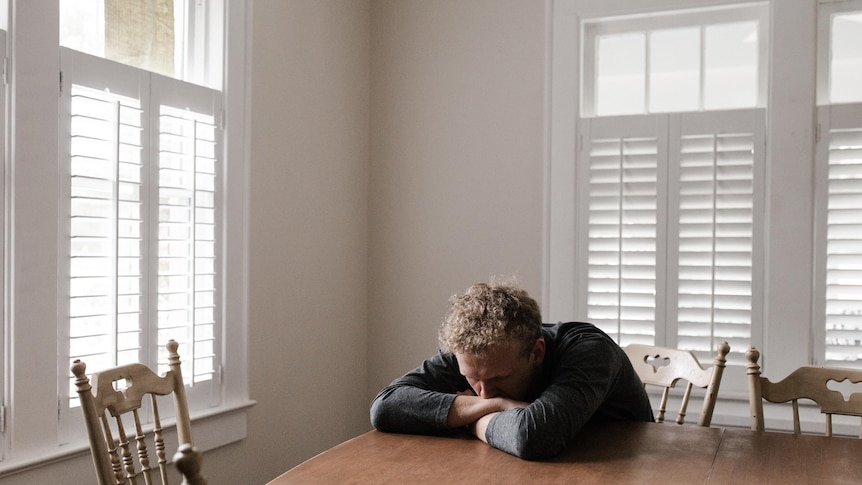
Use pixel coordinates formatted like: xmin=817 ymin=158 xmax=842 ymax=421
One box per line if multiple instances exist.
xmin=72 ymin=339 xmax=206 ymax=485
xmin=624 ymin=341 xmax=730 ymax=426
xmin=746 ymin=347 xmax=862 ymax=438
xmin=174 ymin=444 xmax=208 ymax=485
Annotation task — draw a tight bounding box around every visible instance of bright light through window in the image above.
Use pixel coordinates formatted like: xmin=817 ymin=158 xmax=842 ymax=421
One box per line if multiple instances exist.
xmin=59 ymin=0 xmax=223 ymax=89
xmin=831 ymin=13 xmax=862 ymax=104
xmin=650 ymin=27 xmax=700 ymax=113
xmin=596 ymin=33 xmax=645 ymax=116
xmin=585 ymin=5 xmax=766 ymax=117
xmin=704 ymin=22 xmax=758 ymax=110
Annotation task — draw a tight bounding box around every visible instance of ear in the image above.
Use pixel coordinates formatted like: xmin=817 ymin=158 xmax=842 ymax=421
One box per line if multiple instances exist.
xmin=530 ymin=337 xmax=546 ymax=366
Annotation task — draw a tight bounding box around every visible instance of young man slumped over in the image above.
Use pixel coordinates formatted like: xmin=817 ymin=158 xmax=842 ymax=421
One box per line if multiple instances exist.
xmin=370 ymin=278 xmax=654 ymax=460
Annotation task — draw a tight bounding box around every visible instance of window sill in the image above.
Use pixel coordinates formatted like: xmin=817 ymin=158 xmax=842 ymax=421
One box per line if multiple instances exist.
xmin=0 ymin=399 xmax=256 ymax=479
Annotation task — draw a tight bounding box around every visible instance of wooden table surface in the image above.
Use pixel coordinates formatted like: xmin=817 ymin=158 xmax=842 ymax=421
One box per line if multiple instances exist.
xmin=268 ymin=422 xmax=862 ymax=484
xmin=268 ymin=421 xmax=723 ymax=484
xmin=708 ymin=428 xmax=862 ymax=485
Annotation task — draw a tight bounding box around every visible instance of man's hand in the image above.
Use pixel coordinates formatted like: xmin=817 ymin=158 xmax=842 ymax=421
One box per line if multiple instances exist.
xmin=445 ymin=389 xmax=529 ymax=430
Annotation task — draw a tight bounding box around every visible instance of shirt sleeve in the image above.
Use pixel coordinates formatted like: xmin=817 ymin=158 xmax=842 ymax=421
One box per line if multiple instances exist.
xmin=369 ymin=352 xmax=467 ymax=435
xmin=484 ymin=335 xmax=633 ymax=459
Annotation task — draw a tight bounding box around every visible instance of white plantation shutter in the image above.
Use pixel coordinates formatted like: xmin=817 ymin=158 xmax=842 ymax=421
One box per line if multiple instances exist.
xmin=579 ymin=115 xmax=668 ymax=346
xmin=815 ymin=103 xmax=862 ymax=367
xmin=68 ymin=84 xmax=146 ymax=381
xmin=59 ymin=49 xmax=221 ymax=424
xmin=578 ymin=110 xmax=764 ymax=362
xmin=669 ymin=110 xmax=765 ymax=364
xmin=154 ymin=77 xmax=221 ymax=385
xmin=60 ymin=49 xmax=150 ymax=410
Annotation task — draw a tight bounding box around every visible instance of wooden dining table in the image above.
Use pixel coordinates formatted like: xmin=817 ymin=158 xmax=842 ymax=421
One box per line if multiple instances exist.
xmin=267 ymin=421 xmax=862 ymax=484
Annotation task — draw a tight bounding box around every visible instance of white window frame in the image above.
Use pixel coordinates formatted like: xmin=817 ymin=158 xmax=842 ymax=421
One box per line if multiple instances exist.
xmin=0 ymin=0 xmax=251 ymax=473
xmin=556 ymin=1 xmax=768 ymax=365
xmin=548 ymin=0 xmax=836 ymax=433
xmin=0 ymin=29 xmax=7 ymax=463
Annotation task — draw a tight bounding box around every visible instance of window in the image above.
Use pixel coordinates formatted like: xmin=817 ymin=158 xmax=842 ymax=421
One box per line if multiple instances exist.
xmin=58 ymin=49 xmax=223 ymax=422
xmin=551 ymin=0 xmax=862 ymax=433
xmin=60 ymin=0 xmax=223 ymax=89
xmin=581 ymin=4 xmax=768 ymax=117
xmin=0 ymin=1 xmax=249 ymax=472
xmin=571 ymin=4 xmax=768 ymax=367
xmin=814 ymin=0 xmax=862 ymax=368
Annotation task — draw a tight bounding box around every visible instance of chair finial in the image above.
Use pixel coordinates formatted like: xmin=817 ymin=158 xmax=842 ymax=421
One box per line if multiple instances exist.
xmin=746 ymin=347 xmax=760 ymax=365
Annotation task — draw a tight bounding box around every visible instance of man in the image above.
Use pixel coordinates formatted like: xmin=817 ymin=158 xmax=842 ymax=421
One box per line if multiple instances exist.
xmin=369 ymin=278 xmax=654 ymax=460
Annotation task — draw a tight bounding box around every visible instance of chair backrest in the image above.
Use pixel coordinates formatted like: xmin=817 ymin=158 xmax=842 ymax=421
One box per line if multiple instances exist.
xmin=746 ymin=347 xmax=862 ymax=438
xmin=71 ymin=340 xmax=202 ymax=485
xmin=624 ymin=341 xmax=730 ymax=426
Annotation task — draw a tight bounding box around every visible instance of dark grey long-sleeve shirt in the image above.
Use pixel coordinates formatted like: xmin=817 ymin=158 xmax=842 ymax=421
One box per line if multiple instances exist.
xmin=370 ymin=322 xmax=654 ymax=460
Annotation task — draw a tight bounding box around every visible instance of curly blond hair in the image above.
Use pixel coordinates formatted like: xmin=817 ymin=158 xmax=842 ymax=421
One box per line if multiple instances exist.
xmin=438 ymin=277 xmax=542 ymax=357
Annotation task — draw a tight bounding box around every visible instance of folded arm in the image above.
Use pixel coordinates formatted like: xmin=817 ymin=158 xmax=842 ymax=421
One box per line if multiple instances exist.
xmin=482 ymin=337 xmax=637 ymax=460
xmin=370 ymin=353 xmax=528 ymax=434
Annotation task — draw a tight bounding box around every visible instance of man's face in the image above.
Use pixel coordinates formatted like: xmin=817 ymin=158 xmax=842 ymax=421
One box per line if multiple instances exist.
xmin=455 ymin=338 xmax=545 ymax=401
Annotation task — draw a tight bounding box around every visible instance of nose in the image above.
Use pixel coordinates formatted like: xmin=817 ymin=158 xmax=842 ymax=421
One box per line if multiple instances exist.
xmin=474 ymin=381 xmax=496 ymax=399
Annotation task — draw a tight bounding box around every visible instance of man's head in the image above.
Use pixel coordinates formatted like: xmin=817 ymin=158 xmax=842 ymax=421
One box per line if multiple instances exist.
xmin=438 ymin=278 xmax=545 ymax=400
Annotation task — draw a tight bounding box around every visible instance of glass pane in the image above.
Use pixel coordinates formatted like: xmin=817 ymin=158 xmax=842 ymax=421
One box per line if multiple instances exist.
xmin=60 ymin=0 xmax=225 ymax=88
xmin=704 ymin=21 xmax=758 ymax=110
xmin=60 ymin=0 xmax=175 ymax=77
xmin=650 ymin=27 xmax=700 ymax=113
xmin=59 ymin=0 xmax=103 ymax=57
xmin=831 ymin=13 xmax=862 ymax=104
xmin=596 ymin=33 xmax=646 ymax=116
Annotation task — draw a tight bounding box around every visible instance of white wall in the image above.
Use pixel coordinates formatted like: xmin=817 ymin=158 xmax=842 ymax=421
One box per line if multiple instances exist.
xmin=367 ymin=0 xmax=549 ymax=393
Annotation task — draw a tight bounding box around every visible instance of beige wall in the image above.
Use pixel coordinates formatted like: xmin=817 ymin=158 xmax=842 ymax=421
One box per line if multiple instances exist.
xmin=240 ymin=0 xmax=547 ymax=481
xmin=367 ymin=0 xmax=548 ymax=394
xmin=236 ymin=0 xmax=372 ymax=482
